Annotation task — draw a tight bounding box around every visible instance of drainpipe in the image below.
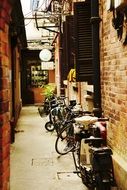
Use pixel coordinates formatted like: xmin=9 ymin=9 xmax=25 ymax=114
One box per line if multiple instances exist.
xmin=59 ymin=15 xmax=63 ymax=96
xmin=91 ymin=0 xmax=102 ymax=117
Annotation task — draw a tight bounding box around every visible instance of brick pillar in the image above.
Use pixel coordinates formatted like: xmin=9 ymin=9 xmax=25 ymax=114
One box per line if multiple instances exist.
xmin=0 ymin=1 xmax=12 ymax=189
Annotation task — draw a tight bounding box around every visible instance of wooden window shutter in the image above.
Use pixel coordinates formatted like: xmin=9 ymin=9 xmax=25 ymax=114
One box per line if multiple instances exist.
xmin=61 ymin=21 xmax=68 ymax=80
xmin=66 ymin=15 xmax=74 ymax=71
xmin=61 ymin=16 xmax=74 ymax=80
xmin=60 ymin=31 xmax=65 ymax=84
xmin=74 ymin=1 xmax=93 ymax=83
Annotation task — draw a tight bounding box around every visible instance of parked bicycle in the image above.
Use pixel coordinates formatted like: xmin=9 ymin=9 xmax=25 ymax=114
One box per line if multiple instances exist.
xmin=44 ymin=97 xmax=82 ymax=135
xmin=38 ymin=94 xmax=57 ymax=117
xmin=44 ymin=96 xmax=68 ymax=133
xmin=55 ymin=112 xmax=93 ymax=155
xmin=55 ymin=114 xmax=116 ymax=190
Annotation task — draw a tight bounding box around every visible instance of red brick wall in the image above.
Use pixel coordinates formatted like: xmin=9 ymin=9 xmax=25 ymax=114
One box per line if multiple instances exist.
xmin=100 ymin=0 xmax=127 ymax=159
xmin=100 ymin=1 xmax=127 ymax=189
xmin=0 ymin=1 xmax=11 ymax=189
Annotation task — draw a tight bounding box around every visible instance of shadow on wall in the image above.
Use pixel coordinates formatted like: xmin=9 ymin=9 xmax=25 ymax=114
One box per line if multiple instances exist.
xmin=24 ymin=90 xmax=34 ymax=104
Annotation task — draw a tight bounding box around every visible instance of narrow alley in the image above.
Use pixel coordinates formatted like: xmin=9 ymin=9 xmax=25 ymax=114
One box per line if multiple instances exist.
xmin=1 ymin=1 xmax=127 ymax=189
xmin=10 ymin=106 xmax=87 ymax=190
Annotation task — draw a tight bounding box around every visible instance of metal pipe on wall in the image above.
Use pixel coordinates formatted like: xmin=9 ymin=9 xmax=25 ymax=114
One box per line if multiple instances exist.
xmin=91 ymin=0 xmax=102 ymax=117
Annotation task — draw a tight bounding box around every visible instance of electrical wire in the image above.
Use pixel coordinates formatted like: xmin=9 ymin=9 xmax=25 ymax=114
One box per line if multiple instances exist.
xmin=37 ymin=0 xmax=47 ymax=11
xmin=24 ymin=19 xmax=33 ymax=26
xmin=24 ymin=11 xmax=33 ymax=17
xmin=24 ymin=0 xmax=47 ymax=17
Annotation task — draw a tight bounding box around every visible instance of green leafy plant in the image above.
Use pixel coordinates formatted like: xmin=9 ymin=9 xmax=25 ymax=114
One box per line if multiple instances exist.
xmin=43 ymin=83 xmax=56 ymax=99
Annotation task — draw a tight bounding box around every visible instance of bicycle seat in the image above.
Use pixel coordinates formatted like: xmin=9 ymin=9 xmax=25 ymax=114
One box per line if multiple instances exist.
xmin=84 ymin=136 xmax=104 ymax=147
xmin=74 ymin=115 xmax=98 ymax=125
xmin=90 ymin=146 xmax=112 ymax=155
xmin=84 ymin=136 xmax=103 ymax=144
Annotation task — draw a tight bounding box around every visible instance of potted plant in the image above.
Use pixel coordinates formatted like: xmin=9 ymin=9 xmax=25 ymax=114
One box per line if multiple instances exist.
xmin=38 ymin=83 xmax=56 ymax=116
xmin=43 ymin=83 xmax=56 ymax=99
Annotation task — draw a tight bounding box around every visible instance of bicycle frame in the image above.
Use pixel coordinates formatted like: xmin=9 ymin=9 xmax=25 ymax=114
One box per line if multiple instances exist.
xmin=68 ymin=115 xmax=116 ymax=190
xmin=72 ymin=135 xmax=116 ymax=190
xmin=54 ymin=112 xmax=117 ymax=189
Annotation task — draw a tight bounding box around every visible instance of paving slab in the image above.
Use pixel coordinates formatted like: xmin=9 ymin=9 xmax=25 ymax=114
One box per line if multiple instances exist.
xmin=10 ymin=106 xmax=87 ymax=190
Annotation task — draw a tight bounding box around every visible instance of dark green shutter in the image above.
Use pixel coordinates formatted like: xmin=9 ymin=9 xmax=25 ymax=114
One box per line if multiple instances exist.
xmin=61 ymin=22 xmax=67 ymax=80
xmin=66 ymin=15 xmax=74 ymax=71
xmin=74 ymin=1 xmax=93 ymax=83
xmin=61 ymin=15 xmax=74 ymax=80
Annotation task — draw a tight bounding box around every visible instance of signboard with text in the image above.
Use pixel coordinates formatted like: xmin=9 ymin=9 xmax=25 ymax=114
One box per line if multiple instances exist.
xmin=41 ymin=61 xmax=54 ymax=70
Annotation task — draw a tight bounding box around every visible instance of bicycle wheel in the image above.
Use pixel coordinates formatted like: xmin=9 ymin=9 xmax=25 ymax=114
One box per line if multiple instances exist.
xmin=72 ymin=142 xmax=82 ymax=178
xmin=45 ymin=121 xmax=55 ymax=132
xmin=54 ymin=121 xmax=65 ymax=135
xmin=80 ymin=165 xmax=94 ymax=189
xmin=55 ymin=124 xmax=75 ymax=155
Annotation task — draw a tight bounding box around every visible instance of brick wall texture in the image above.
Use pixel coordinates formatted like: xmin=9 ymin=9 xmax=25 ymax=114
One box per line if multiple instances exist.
xmin=100 ymin=1 xmax=127 ymax=189
xmin=0 ymin=1 xmax=11 ymax=190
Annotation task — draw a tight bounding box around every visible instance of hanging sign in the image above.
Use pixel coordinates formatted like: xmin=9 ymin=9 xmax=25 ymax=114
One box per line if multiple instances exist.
xmin=39 ymin=49 xmax=52 ymax=62
xmin=41 ymin=61 xmax=54 ymax=70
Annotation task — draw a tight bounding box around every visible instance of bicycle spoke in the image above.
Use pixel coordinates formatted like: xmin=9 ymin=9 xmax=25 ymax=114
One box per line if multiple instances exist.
xmin=55 ymin=125 xmax=75 ymax=155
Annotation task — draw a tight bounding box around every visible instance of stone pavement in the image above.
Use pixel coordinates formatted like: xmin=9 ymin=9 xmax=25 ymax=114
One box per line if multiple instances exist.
xmin=10 ymin=106 xmax=87 ymax=190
